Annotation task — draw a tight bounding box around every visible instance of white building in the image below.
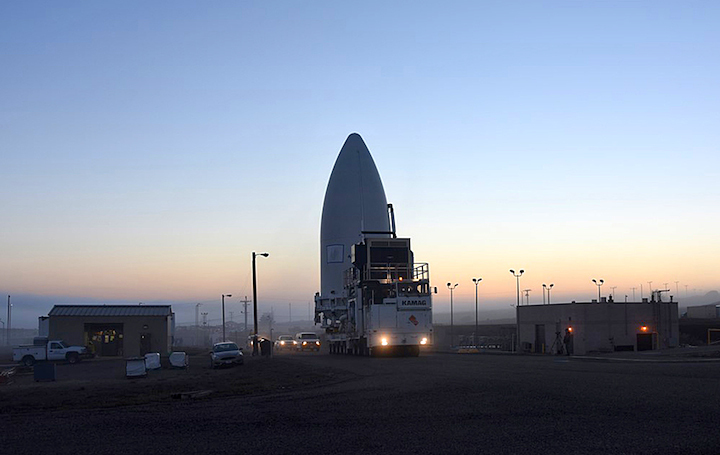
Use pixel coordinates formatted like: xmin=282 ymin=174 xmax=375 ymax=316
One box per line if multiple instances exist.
xmin=518 ymin=299 xmax=679 ymax=355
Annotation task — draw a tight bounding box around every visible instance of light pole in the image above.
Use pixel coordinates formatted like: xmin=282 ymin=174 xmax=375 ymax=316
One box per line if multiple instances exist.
xmin=510 ymin=270 xmax=524 ymax=352
xmin=610 ymin=286 xmax=617 ymax=301
xmin=473 ymin=278 xmax=482 ymax=347
xmin=447 ymin=282 xmax=458 ymax=348
xmin=631 ymin=287 xmax=636 ymax=302
xmin=592 ymin=279 xmax=604 ymax=302
xmin=510 ymin=270 xmax=524 ymax=306
xmin=543 ymin=283 xmax=554 ymax=304
xmin=523 ymin=289 xmax=531 ymax=305
xmin=222 ymin=294 xmax=232 ymax=341
xmin=252 ymin=251 xmax=269 ymax=356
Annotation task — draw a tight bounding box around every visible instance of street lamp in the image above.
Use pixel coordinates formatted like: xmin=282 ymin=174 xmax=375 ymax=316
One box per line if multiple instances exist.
xmin=222 ymin=294 xmax=232 ymax=341
xmin=510 ymin=270 xmax=524 ymax=352
xmin=543 ymin=283 xmax=554 ymax=304
xmin=252 ymin=251 xmax=269 ymax=356
xmin=510 ymin=270 xmax=524 ymax=307
xmin=592 ymin=279 xmax=604 ymax=302
xmin=447 ymin=282 xmax=458 ymax=348
xmin=472 ymin=278 xmax=482 ymax=347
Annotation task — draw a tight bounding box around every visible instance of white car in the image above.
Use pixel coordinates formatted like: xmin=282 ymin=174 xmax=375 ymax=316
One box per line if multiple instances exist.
xmin=295 ymin=332 xmax=321 ymax=352
xmin=275 ymin=335 xmax=297 ymax=351
xmin=210 ymin=342 xmax=244 ymax=368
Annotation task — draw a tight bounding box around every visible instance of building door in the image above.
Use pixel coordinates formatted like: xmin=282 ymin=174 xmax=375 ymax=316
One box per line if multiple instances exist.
xmin=140 ymin=333 xmax=152 ymax=355
xmin=637 ymin=333 xmax=653 ymax=351
xmin=534 ymin=325 xmax=546 ymax=353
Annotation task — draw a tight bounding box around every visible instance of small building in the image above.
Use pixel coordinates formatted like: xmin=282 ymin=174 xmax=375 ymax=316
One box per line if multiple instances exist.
xmin=518 ymin=299 xmax=679 ymax=355
xmin=47 ymin=305 xmax=174 ymax=357
xmin=685 ymin=303 xmax=720 ymax=319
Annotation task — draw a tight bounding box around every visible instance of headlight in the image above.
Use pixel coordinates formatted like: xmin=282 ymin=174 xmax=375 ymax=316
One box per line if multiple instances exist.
xmin=420 ymin=337 xmax=428 ymax=345
xmin=293 ymin=341 xmax=297 ymax=345
xmin=280 ymin=341 xmax=285 ymax=345
xmin=303 ymin=341 xmax=307 ymax=345
xmin=315 ymin=341 xmax=320 ymax=345
xmin=381 ymin=338 xmax=388 ymax=346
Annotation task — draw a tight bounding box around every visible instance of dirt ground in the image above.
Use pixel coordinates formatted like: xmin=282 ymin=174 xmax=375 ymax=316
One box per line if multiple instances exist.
xmin=4 ymin=350 xmax=720 ymax=454
xmin=0 ymin=349 xmax=349 ymax=413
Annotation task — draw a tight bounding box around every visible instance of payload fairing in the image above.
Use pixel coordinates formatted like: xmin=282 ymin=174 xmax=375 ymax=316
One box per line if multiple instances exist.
xmin=319 ymin=133 xmax=391 ymax=298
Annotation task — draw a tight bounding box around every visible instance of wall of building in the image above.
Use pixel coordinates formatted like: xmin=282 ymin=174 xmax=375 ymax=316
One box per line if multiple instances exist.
xmin=518 ymin=302 xmax=679 ymax=355
xmin=49 ymin=316 xmax=170 ymax=357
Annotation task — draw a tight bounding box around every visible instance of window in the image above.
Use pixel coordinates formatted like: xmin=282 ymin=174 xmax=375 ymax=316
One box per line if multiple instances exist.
xmin=327 ymin=244 xmax=344 ymax=263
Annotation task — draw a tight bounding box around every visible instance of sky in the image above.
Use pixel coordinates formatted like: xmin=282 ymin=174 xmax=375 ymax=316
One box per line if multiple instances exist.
xmin=1 ymin=1 xmax=719 ymax=327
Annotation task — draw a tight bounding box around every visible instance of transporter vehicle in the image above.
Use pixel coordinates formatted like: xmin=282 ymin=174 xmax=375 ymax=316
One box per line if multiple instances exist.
xmin=295 ymin=332 xmax=321 ymax=351
xmin=209 ymin=342 xmax=244 ymax=368
xmin=275 ymin=335 xmax=297 ymax=351
xmin=316 ymin=237 xmax=432 ymax=357
xmin=13 ymin=337 xmax=87 ymax=366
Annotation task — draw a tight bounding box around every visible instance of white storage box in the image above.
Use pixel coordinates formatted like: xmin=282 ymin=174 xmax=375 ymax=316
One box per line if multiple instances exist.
xmin=126 ymin=357 xmax=147 ymax=378
xmin=144 ymin=353 xmax=161 ymax=370
xmin=169 ymin=351 xmax=188 ymax=369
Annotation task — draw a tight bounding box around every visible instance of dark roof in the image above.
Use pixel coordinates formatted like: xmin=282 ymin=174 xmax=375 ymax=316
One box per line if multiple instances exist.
xmin=48 ymin=305 xmax=172 ymax=317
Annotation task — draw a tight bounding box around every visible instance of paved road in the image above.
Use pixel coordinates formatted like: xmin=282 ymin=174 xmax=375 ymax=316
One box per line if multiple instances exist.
xmin=4 ymin=352 xmax=720 ymax=454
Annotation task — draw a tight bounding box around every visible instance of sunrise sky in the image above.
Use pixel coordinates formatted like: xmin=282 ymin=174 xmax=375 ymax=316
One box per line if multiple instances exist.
xmin=2 ymin=1 xmax=718 ymax=326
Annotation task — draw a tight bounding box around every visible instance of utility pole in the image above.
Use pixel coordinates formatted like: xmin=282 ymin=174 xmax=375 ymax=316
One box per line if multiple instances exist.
xmin=230 ymin=311 xmax=234 ymax=323
xmin=523 ymin=289 xmax=531 ymax=305
xmin=240 ymin=296 xmax=250 ymax=332
xmin=610 ymin=286 xmax=617 ymax=300
xmin=7 ymin=295 xmax=11 ymax=346
xmin=289 ymin=302 xmax=292 ymax=324
xmin=201 ymin=312 xmax=208 ymax=346
xmin=195 ymin=303 xmax=202 ymax=347
xmin=675 ymin=281 xmax=679 ymax=299
xmin=631 ymin=287 xmax=636 ymax=302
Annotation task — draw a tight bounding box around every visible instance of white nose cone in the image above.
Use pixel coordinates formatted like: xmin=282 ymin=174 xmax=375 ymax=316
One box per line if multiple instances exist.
xmin=320 ymin=133 xmax=390 ymax=298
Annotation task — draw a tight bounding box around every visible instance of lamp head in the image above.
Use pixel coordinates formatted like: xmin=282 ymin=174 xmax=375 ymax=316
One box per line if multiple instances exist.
xmin=509 ymin=269 xmax=514 ymax=274
xmin=519 ymin=270 xmax=524 ymax=275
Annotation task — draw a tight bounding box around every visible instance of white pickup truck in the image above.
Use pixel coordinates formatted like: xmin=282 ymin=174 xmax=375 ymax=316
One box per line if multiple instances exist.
xmin=13 ymin=338 xmax=87 ymax=366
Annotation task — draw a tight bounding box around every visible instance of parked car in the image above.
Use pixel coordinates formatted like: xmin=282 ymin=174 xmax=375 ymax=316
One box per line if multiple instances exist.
xmin=13 ymin=337 xmax=87 ymax=366
xmin=209 ymin=342 xmax=244 ymax=368
xmin=295 ymin=332 xmax=321 ymax=352
xmin=275 ymin=335 xmax=297 ymax=351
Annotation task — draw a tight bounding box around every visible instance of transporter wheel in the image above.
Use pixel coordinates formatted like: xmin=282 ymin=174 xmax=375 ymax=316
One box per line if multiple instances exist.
xmin=22 ymin=355 xmax=36 ymax=367
xmin=67 ymin=352 xmax=79 ymax=364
